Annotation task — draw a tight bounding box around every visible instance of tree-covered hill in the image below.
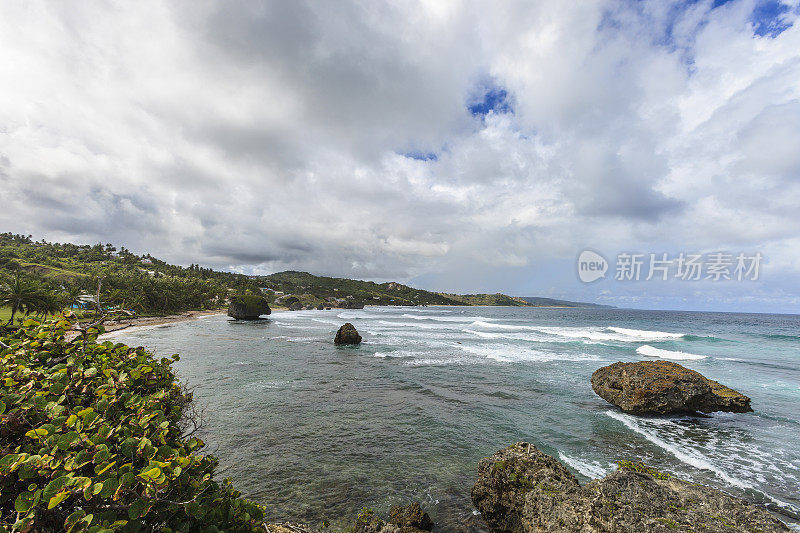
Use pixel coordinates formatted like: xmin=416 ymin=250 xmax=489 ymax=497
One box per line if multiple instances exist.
xmin=1 ymin=232 xmax=602 ymax=321
xmin=262 ymin=271 xmax=465 ymax=306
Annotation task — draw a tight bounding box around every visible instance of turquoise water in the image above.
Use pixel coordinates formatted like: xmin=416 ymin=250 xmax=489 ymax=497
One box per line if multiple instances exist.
xmin=107 ymin=307 xmax=800 ymax=531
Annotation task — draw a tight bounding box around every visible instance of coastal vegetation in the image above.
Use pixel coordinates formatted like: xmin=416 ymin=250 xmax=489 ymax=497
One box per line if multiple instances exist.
xmin=0 ymin=315 xmax=266 ymax=532
xmin=226 ymin=294 xmax=271 ymax=320
xmin=3 ymin=233 xmax=604 ymax=324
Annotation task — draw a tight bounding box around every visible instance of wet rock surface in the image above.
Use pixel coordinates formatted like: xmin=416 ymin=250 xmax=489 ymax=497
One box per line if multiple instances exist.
xmin=352 ymin=503 xmax=434 ymax=533
xmin=334 ymin=322 xmax=362 ymax=345
xmin=591 ymin=360 xmax=752 ymax=414
xmin=471 ymin=442 xmax=787 ymax=532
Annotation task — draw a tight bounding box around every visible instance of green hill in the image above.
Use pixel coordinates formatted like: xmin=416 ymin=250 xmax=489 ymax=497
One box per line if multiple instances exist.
xmin=1 ymin=232 xmax=606 ymax=318
xmin=262 ymin=271 xmax=464 ymax=306
xmin=519 ymin=296 xmax=614 ymax=308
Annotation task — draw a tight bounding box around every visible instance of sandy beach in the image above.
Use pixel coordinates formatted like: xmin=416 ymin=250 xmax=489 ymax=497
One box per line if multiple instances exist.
xmin=99 ymin=309 xmax=228 ymax=335
xmin=98 ymin=307 xmax=295 ymax=337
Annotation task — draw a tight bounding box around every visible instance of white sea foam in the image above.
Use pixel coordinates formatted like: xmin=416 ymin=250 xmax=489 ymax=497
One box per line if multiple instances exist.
xmin=636 ymin=345 xmax=707 ymax=360
xmin=558 ymin=453 xmax=609 ymax=479
xmin=605 ymin=410 xmax=749 ymax=489
xmin=401 ymin=314 xmax=491 ymax=322
xmin=470 ymin=320 xmax=525 ymax=330
xmin=607 ymin=326 xmax=684 ymax=340
xmin=459 ymin=343 xmax=600 ymax=363
xmin=373 ymin=350 xmax=427 ymax=358
xmin=376 ymin=320 xmax=458 ymax=330
xmin=467 ymin=322 xmax=687 ymax=343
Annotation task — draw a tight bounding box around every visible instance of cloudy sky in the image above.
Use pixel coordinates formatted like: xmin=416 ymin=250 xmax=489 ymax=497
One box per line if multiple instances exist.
xmin=1 ymin=0 xmax=799 ymax=312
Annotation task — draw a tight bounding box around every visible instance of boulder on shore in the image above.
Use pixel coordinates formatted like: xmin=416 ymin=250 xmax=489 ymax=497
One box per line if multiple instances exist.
xmin=471 ymin=442 xmax=788 ymax=533
xmin=289 ymin=301 xmax=303 ymax=311
xmin=591 ymin=360 xmax=752 ymax=415
xmin=334 ymin=323 xmax=362 ymax=345
xmin=227 ymin=295 xmax=271 ymax=320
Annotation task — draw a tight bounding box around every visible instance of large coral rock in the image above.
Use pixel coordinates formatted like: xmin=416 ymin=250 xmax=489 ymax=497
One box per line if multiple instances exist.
xmin=227 ymin=295 xmax=271 ymax=320
xmin=472 ymin=442 xmax=788 ymax=533
xmin=334 ymin=322 xmax=362 ymax=345
xmin=591 ymin=360 xmax=752 ymax=415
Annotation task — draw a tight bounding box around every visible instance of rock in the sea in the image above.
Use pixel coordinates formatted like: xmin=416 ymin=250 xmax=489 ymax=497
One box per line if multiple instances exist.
xmin=227 ymin=294 xmax=271 ymax=320
xmin=591 ymin=360 xmax=752 ymax=415
xmin=351 ymin=503 xmax=433 ymax=533
xmin=265 ymin=523 xmax=312 ymax=533
xmin=334 ymin=322 xmax=362 ymax=345
xmin=289 ymin=301 xmax=303 ymax=311
xmin=316 ymin=304 xmax=324 ymax=310
xmin=471 ymin=442 xmax=788 ymax=533
xmin=388 ymin=503 xmax=433 ymax=532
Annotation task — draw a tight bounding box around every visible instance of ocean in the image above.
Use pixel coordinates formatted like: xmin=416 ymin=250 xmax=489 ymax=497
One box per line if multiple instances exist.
xmin=106 ymin=306 xmax=800 ymax=531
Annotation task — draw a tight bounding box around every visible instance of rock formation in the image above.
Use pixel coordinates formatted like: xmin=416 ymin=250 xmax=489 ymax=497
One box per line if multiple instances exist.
xmin=334 ymin=322 xmax=362 ymax=345
xmin=351 ymin=503 xmax=433 ymax=533
xmin=472 ymin=442 xmax=788 ymax=532
xmin=591 ymin=360 xmax=752 ymax=414
xmin=227 ymin=295 xmax=271 ymax=320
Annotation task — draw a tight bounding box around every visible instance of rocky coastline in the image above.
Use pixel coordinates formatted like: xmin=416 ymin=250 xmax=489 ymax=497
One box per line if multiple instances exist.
xmin=98 ymin=311 xmax=789 ymax=531
xmin=471 ymin=442 xmax=789 ymax=532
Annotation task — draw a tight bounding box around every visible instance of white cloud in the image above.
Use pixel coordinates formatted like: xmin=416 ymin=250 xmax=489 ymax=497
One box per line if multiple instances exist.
xmin=0 ymin=0 xmax=798 ymax=310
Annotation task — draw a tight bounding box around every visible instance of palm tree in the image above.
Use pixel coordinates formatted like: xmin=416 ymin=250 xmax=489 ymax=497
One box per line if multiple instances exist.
xmin=34 ymin=290 xmax=63 ymax=318
xmin=60 ymin=286 xmax=84 ymax=311
xmin=1 ymin=273 xmax=46 ymax=326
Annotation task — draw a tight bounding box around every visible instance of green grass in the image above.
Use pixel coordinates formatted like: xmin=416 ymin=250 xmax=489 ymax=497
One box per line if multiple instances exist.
xmin=0 ymin=306 xmax=87 ymax=325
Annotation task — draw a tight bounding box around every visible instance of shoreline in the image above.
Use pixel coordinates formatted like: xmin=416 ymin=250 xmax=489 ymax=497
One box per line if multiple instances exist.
xmin=99 ymin=309 xmax=228 ymax=336
xmin=98 ymin=304 xmax=582 ymax=338
xmin=98 ymin=307 xmax=295 ymax=337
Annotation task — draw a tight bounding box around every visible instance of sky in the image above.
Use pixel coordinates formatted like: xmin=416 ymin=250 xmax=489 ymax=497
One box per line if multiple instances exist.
xmin=1 ymin=0 xmax=799 ymax=313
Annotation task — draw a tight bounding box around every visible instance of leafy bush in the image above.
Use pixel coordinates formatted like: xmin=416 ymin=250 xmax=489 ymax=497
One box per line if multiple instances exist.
xmin=0 ymin=316 xmax=265 ymax=532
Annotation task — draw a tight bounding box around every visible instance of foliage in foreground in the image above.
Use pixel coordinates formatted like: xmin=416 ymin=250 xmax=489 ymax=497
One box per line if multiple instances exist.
xmin=0 ymin=316 xmax=265 ymax=532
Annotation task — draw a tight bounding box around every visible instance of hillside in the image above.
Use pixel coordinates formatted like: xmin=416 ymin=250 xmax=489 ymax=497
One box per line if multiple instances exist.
xmin=519 ymin=296 xmax=615 ymax=308
xmin=1 ymin=233 xmax=606 ymax=318
xmin=436 ymin=292 xmax=532 ymax=306
xmin=262 ymin=271 xmax=464 ymax=306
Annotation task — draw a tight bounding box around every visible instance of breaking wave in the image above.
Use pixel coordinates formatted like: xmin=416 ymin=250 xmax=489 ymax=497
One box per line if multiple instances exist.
xmin=636 ymin=345 xmax=707 ymax=360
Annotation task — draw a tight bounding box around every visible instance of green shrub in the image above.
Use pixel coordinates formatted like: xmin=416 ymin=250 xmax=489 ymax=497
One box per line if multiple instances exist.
xmin=616 ymin=460 xmax=671 ymax=480
xmin=0 ymin=316 xmax=265 ymax=532
xmin=228 ymin=294 xmax=270 ymax=318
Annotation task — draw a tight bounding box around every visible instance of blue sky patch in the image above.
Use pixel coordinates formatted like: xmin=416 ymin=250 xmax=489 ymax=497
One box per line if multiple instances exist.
xmin=401 ymin=151 xmax=438 ymax=161
xmin=751 ymin=0 xmax=793 ymax=37
xmin=468 ymin=81 xmax=512 ymax=117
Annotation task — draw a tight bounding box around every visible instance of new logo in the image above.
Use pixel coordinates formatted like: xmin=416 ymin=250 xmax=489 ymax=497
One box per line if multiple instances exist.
xmin=577 ymin=250 xmax=608 ymax=283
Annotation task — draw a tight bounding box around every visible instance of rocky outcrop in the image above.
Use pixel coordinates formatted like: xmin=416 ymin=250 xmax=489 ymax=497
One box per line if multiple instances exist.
xmin=338 ymin=300 xmax=365 ymax=309
xmin=227 ymin=295 xmax=271 ymax=320
xmin=288 ymin=301 xmax=303 ymax=311
xmin=265 ymin=523 xmax=312 ymax=533
xmin=472 ymin=442 xmax=788 ymax=532
xmin=591 ymin=360 xmax=752 ymax=415
xmin=351 ymin=503 xmax=433 ymax=533
xmin=334 ymin=322 xmax=362 ymax=345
